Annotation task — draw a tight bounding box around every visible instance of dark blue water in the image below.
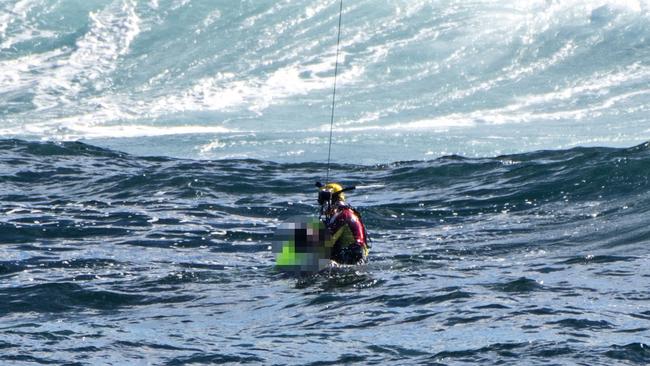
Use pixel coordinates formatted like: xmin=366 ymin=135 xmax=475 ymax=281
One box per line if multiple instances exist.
xmin=1 ymin=139 xmax=649 ymax=365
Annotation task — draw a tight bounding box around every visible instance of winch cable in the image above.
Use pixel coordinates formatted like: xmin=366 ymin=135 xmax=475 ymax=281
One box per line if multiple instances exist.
xmin=325 ymin=0 xmax=344 ymax=184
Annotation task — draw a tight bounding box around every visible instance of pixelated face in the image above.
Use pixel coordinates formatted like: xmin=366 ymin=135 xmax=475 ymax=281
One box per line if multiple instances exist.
xmin=273 ymin=216 xmax=334 ymax=273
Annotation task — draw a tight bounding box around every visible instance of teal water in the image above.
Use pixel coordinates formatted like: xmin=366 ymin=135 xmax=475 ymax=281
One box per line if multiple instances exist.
xmin=2 ymin=0 xmax=650 ymax=162
xmin=2 ymin=1 xmax=650 ymax=365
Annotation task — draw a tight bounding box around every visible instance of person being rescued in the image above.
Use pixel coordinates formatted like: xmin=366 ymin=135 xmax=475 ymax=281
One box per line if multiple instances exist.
xmin=317 ymin=182 xmax=369 ymax=266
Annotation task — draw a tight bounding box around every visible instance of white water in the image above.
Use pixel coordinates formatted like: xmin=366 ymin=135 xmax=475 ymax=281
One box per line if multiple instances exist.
xmin=1 ymin=0 xmax=649 ymax=162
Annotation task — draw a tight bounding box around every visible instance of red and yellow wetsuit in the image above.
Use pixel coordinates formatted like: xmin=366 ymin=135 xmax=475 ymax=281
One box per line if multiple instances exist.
xmin=325 ymin=202 xmax=369 ymax=264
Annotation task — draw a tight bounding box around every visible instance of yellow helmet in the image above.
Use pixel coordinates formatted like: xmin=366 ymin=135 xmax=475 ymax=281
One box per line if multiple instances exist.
xmin=318 ymin=182 xmax=345 ymax=205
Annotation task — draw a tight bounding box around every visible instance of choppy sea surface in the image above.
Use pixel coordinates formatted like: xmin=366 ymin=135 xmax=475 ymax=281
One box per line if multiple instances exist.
xmin=1 ymin=139 xmax=649 ymax=365
xmin=2 ymin=0 xmax=650 ymax=365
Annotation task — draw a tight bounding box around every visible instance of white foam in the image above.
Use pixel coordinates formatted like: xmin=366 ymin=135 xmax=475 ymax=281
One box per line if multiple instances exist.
xmin=0 ymin=48 xmax=67 ymax=94
xmin=356 ymin=184 xmax=386 ymax=189
xmin=1 ymin=28 xmax=59 ymax=50
xmin=0 ymin=0 xmax=41 ymax=49
xmin=202 ymin=10 xmax=222 ymax=28
xmin=69 ymin=124 xmax=234 ymax=139
xmin=0 ymin=123 xmax=234 ymax=140
xmin=514 ymin=63 xmax=650 ymax=107
xmin=0 ymin=1 xmax=143 ymax=140
xmin=337 ymin=114 xmax=476 ymax=133
xmin=199 ymin=139 xmax=227 ymax=154
xmin=334 ymin=82 xmax=650 ymax=135
xmin=304 ymin=3 xmax=329 ymax=19
xmin=151 ymin=51 xmax=364 ymax=116
xmin=2 ymin=0 xmax=649 ymax=151
xmin=280 ymin=150 xmax=305 ymax=157
xmin=169 ymin=0 xmax=191 ymax=11
xmin=33 ymin=0 xmax=141 ymax=110
xmin=241 ymin=3 xmax=284 ymax=29
xmin=441 ymin=41 xmax=578 ymax=104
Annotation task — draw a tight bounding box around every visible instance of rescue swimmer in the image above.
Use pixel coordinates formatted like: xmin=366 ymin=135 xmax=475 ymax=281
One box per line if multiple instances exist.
xmin=317 ymin=182 xmax=369 ymax=265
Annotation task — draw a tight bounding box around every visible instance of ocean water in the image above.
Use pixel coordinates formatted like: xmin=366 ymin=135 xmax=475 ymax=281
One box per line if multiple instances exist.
xmin=2 ymin=139 xmax=650 ymax=365
xmin=1 ymin=0 xmax=650 ymax=365
xmin=2 ymin=0 xmax=650 ymax=162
